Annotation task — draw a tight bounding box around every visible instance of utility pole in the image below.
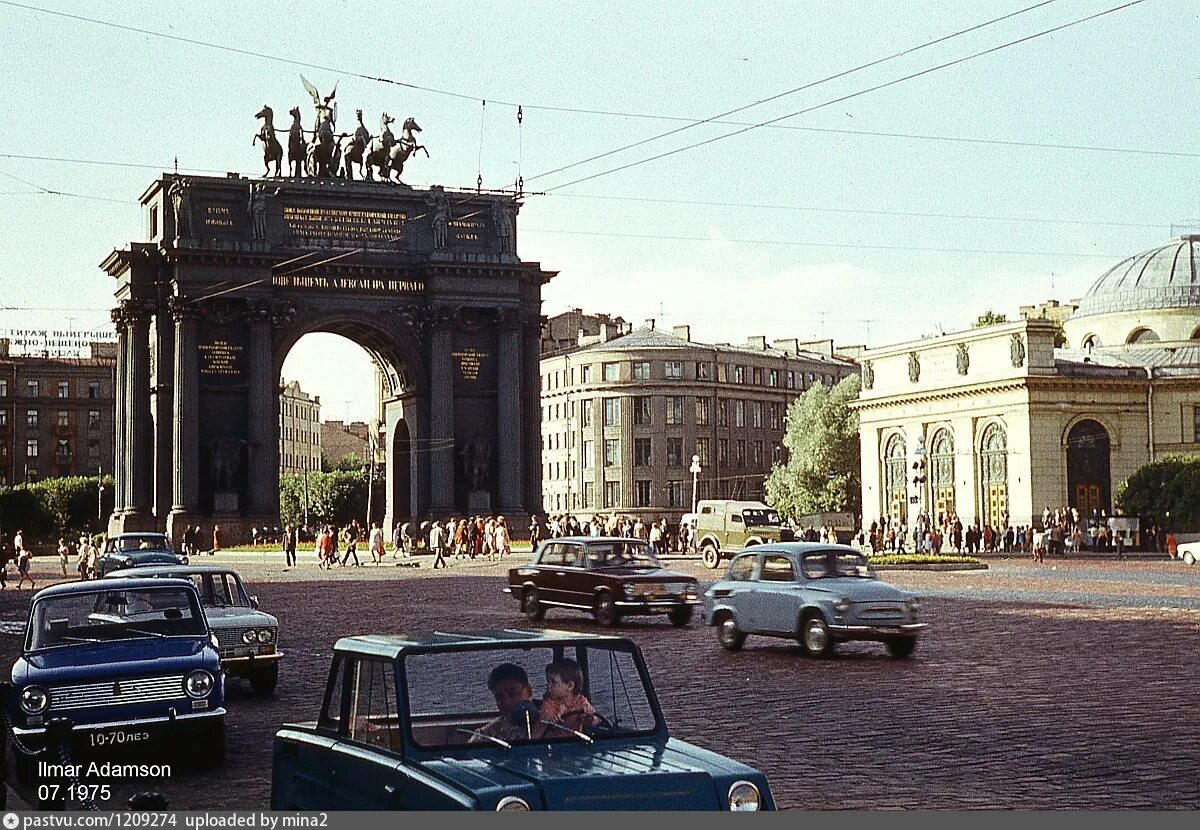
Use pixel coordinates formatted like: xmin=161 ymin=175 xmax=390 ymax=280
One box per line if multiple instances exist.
xmin=97 ymin=464 xmax=103 ymax=525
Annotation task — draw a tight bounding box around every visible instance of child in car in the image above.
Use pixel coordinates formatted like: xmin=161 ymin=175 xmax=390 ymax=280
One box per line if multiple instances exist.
xmin=539 ymin=658 xmax=598 ymax=733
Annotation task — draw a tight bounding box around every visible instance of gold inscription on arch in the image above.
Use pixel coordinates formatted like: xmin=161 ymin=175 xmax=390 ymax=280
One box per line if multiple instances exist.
xmin=281 ymin=205 xmax=408 ymax=242
xmin=272 ymin=275 xmax=425 ymax=293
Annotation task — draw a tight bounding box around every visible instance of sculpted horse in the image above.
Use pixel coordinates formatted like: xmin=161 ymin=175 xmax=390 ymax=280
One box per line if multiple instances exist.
xmin=363 ymin=114 xmax=396 ymax=182
xmin=253 ymin=106 xmax=283 ymax=177
xmin=342 ymin=109 xmax=370 ymax=180
xmin=381 ymin=118 xmax=428 ymax=183
xmin=287 ymin=107 xmax=305 ymax=177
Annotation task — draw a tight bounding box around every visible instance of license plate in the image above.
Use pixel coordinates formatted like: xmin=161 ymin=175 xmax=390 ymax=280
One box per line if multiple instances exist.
xmin=89 ymin=728 xmax=151 ymax=748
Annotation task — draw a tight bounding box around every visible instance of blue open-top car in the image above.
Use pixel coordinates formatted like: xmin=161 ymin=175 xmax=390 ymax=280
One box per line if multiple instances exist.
xmin=7 ymin=577 xmax=225 ymax=780
xmin=271 ymin=629 xmax=773 ymax=811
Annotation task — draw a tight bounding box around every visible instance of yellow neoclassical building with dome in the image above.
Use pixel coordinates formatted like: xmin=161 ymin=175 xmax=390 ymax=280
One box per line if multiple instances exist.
xmin=853 ymin=235 xmax=1200 ymax=531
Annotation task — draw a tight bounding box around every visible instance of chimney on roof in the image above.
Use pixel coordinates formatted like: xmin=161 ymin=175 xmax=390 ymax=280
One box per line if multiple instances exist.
xmin=672 ymin=325 xmax=691 ymax=341
xmin=747 ymin=336 xmax=767 ymax=350
xmin=772 ymin=338 xmax=799 ymax=354
xmin=644 ymin=318 xmax=656 ymax=330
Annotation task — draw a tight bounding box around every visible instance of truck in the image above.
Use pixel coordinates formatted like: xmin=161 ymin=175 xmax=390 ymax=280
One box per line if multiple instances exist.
xmin=694 ymin=500 xmax=794 ymax=569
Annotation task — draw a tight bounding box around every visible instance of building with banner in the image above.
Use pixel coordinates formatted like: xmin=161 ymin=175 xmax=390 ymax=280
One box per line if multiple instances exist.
xmin=854 ymin=235 xmax=1200 ymax=534
xmin=0 ymin=337 xmax=117 ymax=485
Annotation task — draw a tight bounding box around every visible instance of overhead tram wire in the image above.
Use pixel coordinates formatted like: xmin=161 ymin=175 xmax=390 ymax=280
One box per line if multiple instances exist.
xmin=0 ymin=169 xmax=137 ymax=205
xmin=537 ymin=0 xmax=1151 ymax=194
xmin=522 ymin=0 xmax=1060 ymax=185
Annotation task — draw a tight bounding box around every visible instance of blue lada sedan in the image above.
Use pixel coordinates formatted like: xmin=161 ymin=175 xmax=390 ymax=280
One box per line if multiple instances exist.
xmin=272 ymin=629 xmax=773 ymax=810
xmin=8 ymin=578 xmax=225 ymax=781
xmin=703 ymin=544 xmax=927 ymax=657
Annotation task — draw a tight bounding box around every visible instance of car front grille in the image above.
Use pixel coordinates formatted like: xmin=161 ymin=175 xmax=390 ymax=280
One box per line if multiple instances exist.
xmin=634 ymin=582 xmax=692 ymax=597
xmin=48 ymin=675 xmax=186 ymax=712
xmin=213 ymin=628 xmax=251 ymax=650
xmin=854 ymin=603 xmax=907 ymax=623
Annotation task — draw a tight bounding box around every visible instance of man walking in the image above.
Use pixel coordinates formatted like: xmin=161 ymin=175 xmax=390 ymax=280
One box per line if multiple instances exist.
xmin=369 ymin=522 xmax=385 ymax=564
xmin=430 ymin=521 xmax=447 ymax=569
xmin=283 ymin=524 xmax=297 ymax=569
xmin=341 ymin=522 xmax=361 ymax=567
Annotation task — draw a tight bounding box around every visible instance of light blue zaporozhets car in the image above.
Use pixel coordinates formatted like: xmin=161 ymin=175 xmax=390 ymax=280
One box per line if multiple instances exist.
xmin=703 ymin=543 xmax=926 ymax=657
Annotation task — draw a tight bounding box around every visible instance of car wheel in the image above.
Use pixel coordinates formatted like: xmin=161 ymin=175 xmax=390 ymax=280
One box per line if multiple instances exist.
xmin=701 ymin=543 xmax=721 ymax=569
xmin=593 ymin=593 xmax=620 ymax=627
xmin=716 ymin=614 xmax=746 ymax=651
xmin=887 ymin=637 xmax=917 ymax=658
xmin=522 ymin=587 xmax=546 ymax=621
xmin=668 ymin=605 xmax=694 ymax=627
xmin=1184 ymin=551 xmax=1196 ymax=566
xmin=800 ymin=615 xmax=835 ymax=658
xmin=249 ymin=663 xmax=279 ymax=695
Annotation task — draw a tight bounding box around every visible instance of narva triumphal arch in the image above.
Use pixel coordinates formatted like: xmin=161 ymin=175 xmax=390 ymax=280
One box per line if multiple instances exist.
xmin=103 ymin=174 xmax=553 ymax=544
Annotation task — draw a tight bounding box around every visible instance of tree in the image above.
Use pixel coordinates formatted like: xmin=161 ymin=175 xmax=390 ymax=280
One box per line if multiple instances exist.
xmin=973 ymin=309 xmax=1008 ymax=327
xmin=335 ymin=452 xmax=364 ymax=472
xmin=765 ymin=374 xmax=861 ymax=520
xmin=1115 ymin=454 xmax=1200 ymax=532
xmin=279 ymin=469 xmax=382 ymax=528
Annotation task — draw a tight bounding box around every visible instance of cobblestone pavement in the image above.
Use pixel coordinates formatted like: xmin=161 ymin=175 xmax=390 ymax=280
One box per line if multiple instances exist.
xmin=0 ymin=555 xmax=1197 ymax=810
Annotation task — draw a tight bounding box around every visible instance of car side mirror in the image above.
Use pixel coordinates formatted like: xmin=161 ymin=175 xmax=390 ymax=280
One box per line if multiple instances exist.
xmin=249 ymin=595 xmax=259 ymax=609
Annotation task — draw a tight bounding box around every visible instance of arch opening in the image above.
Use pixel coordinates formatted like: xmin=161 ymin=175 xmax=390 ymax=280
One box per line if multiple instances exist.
xmin=979 ymin=423 xmax=1008 ymax=529
xmin=883 ymin=433 xmax=907 ymax=527
xmin=1066 ymin=419 xmax=1111 ymax=519
xmin=929 ymin=428 xmax=955 ymax=522
xmin=1126 ymin=327 xmax=1160 ymax=344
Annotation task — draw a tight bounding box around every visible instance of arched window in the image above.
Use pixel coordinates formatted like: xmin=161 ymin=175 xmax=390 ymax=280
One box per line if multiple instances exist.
xmin=883 ymin=433 xmax=907 ymax=526
xmin=1081 ymin=334 xmax=1101 ymax=350
xmin=1190 ymin=325 xmax=1200 ymax=341
xmin=929 ymin=429 xmax=955 ymax=520
xmin=979 ymin=423 xmax=1008 ymax=528
xmin=1126 ymin=328 xmax=1160 ymax=344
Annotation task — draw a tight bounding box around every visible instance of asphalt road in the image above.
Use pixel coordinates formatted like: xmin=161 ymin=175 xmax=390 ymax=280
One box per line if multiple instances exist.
xmin=1 ymin=554 xmax=1197 ymax=810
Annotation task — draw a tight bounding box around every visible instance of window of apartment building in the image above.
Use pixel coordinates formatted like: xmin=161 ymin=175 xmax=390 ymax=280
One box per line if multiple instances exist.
xmin=632 ymin=361 xmax=650 ymax=381
xmin=604 ymin=481 xmax=621 ymax=508
xmin=26 ymin=409 xmax=38 ymax=428
xmin=753 ymin=367 xmax=762 ymax=385
xmin=603 ymin=397 xmax=620 ymax=426
xmin=666 ymin=437 xmax=683 ymax=467
xmin=696 ymin=361 xmax=710 ymax=380
xmin=717 ymin=398 xmax=728 ymax=427
xmin=580 ymin=364 xmax=593 ymax=383
xmin=634 ymin=480 xmax=652 ymax=508
xmin=580 ymin=399 xmax=593 ymax=427
xmin=695 ymin=437 xmax=710 ymax=466
xmin=733 ymin=366 xmax=744 ymax=384
xmin=752 ymin=401 xmax=762 ymax=428
xmin=664 ymin=361 xmax=683 ymax=379
xmin=602 ymin=362 xmax=619 ymax=382
xmin=718 ymin=438 xmax=728 ymax=466
xmin=56 ymin=439 xmax=70 ymax=459
xmin=770 ymin=402 xmax=781 ymax=430
xmin=754 ymin=440 xmax=764 ymax=466
xmin=665 ymin=396 xmax=683 ymax=426
xmin=632 ymin=396 xmax=652 ymax=426
xmin=0 ymin=410 xmax=6 ymax=426
xmin=736 ymin=439 xmax=746 ymax=467
xmin=57 ymin=380 xmax=69 ymax=398
xmin=717 ymin=363 xmax=727 ymax=383
xmin=0 ymin=379 xmax=6 ymax=396
xmin=769 ymin=369 xmax=779 ymax=387
xmin=787 ymin=371 xmax=795 ymax=389
xmin=695 ymin=397 xmax=710 ymax=426
xmin=734 ymin=400 xmax=745 ymax=428
xmin=604 ymin=438 xmax=620 ymax=467
xmin=582 ymin=440 xmax=594 ymax=469
xmin=27 ymin=380 xmax=39 ymax=397
xmin=582 ymin=481 xmax=594 ymax=508
xmin=1195 ymin=405 xmax=1200 ymax=441
xmin=27 ymin=438 xmax=38 ymax=457
xmin=57 ymin=410 xmax=69 ymax=428
xmin=667 ymin=480 xmax=684 ymax=508
xmin=634 ymin=437 xmax=652 ymax=467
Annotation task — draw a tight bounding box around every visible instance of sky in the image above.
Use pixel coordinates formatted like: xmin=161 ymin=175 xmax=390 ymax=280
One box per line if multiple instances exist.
xmin=0 ymin=0 xmax=1195 ymax=421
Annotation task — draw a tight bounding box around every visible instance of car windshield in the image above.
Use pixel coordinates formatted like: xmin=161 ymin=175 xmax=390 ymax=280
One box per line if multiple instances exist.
xmin=584 ymin=542 xmax=660 ymax=569
xmin=107 ymin=535 xmax=172 ymax=552
xmin=801 ymin=550 xmax=875 ymax=579
xmin=27 ymin=587 xmax=207 ymax=649
xmin=743 ymin=509 xmax=781 ymax=527
xmin=404 ymin=643 xmax=660 ymax=750
xmin=175 ymin=573 xmax=251 ymax=608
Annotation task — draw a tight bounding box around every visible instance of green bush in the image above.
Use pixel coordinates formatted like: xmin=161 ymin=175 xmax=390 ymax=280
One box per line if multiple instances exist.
xmin=0 ymin=475 xmax=114 ymax=539
xmin=1116 ymin=455 xmax=1200 ymax=532
xmin=279 ymin=470 xmax=382 ymax=528
xmin=867 ymin=554 xmax=981 ymax=566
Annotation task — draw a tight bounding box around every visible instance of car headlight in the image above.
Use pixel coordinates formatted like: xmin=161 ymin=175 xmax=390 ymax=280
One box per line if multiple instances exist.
xmin=833 ymin=598 xmax=851 ymax=613
xmin=20 ymin=685 xmax=49 ymax=715
xmin=179 ymin=555 xmax=189 ymax=565
xmin=728 ymin=780 xmax=761 ymax=811
xmin=122 ymin=556 xmax=134 ymax=567
xmin=907 ymin=597 xmax=921 ymax=612
xmin=496 ymin=796 xmax=530 ymax=811
xmin=623 ymin=583 xmax=637 ymax=597
xmin=242 ymin=630 xmax=257 ymax=644
xmin=184 ymin=670 xmax=214 ymax=698
xmin=257 ymin=628 xmax=275 ymax=643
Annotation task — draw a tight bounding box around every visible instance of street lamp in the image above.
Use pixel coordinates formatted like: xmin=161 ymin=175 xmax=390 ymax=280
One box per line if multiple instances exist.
xmin=365 ymin=419 xmax=381 ymax=529
xmin=689 ymin=454 xmax=702 ymax=515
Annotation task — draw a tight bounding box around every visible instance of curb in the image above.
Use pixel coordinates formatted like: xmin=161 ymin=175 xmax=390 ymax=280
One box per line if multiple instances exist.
xmin=871 ymin=563 xmax=990 ymax=572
